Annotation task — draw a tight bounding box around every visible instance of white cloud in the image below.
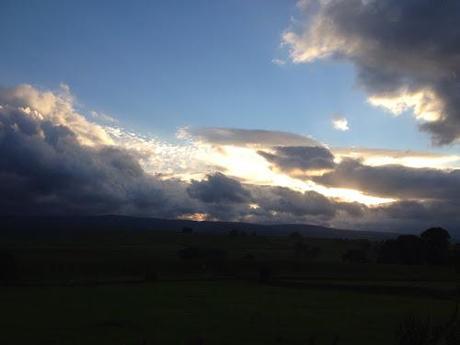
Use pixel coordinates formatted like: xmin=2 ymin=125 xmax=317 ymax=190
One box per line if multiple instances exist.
xmin=332 ymin=117 xmax=349 ymax=131
xmin=0 ymin=84 xmax=113 ymax=147
xmin=272 ymin=58 xmax=286 ymax=66
xmin=90 ymin=110 xmax=119 ymax=123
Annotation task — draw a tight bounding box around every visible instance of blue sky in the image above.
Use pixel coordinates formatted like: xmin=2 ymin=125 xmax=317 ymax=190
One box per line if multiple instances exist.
xmin=0 ymin=0 xmax=438 ymax=151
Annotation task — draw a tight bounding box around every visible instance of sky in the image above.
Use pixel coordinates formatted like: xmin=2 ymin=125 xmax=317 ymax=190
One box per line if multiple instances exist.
xmin=1 ymin=0 xmax=460 ymax=234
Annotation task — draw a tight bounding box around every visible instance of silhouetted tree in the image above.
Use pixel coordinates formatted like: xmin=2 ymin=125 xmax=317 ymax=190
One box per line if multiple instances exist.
xmin=228 ymin=229 xmax=239 ymax=237
xmin=294 ymin=241 xmax=321 ymax=260
xmin=289 ymin=231 xmax=303 ymax=241
xmin=397 ymin=235 xmax=425 ymax=265
xmin=421 ymin=227 xmax=451 ymax=265
xmin=452 ymin=244 xmax=460 ymax=273
xmin=178 ymin=247 xmax=227 ymax=261
xmin=397 ymin=305 xmax=459 ymax=345
xmin=342 ymin=249 xmax=368 ymax=263
xmin=378 ymin=233 xmax=435 ymax=265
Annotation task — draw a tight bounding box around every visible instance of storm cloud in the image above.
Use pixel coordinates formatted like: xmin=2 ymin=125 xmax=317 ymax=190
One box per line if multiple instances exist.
xmin=0 ymin=85 xmax=193 ymax=217
xmin=258 ymin=146 xmax=335 ymax=175
xmin=284 ymin=0 xmax=460 ymax=144
xmin=187 ymin=172 xmax=252 ymax=204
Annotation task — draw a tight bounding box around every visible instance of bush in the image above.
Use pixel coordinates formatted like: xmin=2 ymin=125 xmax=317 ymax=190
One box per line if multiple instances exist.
xmin=397 ymin=306 xmax=459 ymax=345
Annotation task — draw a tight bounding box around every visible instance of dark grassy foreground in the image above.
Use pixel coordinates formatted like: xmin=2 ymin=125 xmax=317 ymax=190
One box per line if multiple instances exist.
xmin=1 ymin=219 xmax=460 ymax=344
xmin=0 ymin=281 xmax=455 ymax=345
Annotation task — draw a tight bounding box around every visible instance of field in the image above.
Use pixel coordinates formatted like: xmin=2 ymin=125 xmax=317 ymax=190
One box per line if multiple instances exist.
xmin=0 ymin=281 xmax=456 ymax=345
xmin=1 ymin=224 xmax=460 ymax=344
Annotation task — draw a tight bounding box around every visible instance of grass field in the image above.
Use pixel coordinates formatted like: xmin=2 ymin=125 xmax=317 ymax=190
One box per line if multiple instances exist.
xmin=0 ymin=281 xmax=456 ymax=345
xmin=2 ymin=228 xmax=460 ymax=344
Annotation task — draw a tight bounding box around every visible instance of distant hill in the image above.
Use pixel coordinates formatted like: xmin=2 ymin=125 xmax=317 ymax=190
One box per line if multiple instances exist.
xmin=0 ymin=215 xmax=398 ymax=241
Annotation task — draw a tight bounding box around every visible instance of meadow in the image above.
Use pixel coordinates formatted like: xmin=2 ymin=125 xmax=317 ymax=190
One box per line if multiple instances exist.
xmin=0 ymin=281 xmax=456 ymax=345
xmin=1 ymin=225 xmax=459 ymax=344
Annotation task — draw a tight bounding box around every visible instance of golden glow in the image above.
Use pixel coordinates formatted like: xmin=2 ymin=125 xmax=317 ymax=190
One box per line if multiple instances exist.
xmin=194 ymin=144 xmax=393 ymax=206
xmin=333 ymin=147 xmax=460 ymax=169
xmin=179 ymin=212 xmax=208 ymax=222
xmin=368 ymin=88 xmax=444 ymax=122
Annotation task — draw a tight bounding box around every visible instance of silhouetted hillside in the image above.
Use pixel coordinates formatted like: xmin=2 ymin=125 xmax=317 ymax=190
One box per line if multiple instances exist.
xmin=0 ymin=215 xmax=397 ymax=241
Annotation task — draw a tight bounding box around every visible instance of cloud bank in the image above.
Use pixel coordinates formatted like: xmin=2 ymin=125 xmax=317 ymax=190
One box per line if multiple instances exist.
xmin=2 ymin=84 xmax=460 ymax=234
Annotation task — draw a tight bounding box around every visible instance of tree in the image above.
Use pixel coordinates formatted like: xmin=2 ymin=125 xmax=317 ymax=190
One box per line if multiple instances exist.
xmin=378 ymin=235 xmax=424 ymax=265
xmin=421 ymin=227 xmax=451 ymax=265
xmin=294 ymin=240 xmax=321 ymax=261
xmin=228 ymin=229 xmax=239 ymax=237
xmin=289 ymin=231 xmax=303 ymax=241
xmin=342 ymin=249 xmax=368 ymax=263
xmin=397 ymin=235 xmax=425 ymax=265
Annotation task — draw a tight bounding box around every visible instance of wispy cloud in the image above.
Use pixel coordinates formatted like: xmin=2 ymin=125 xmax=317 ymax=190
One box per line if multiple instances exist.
xmin=90 ymin=110 xmax=119 ymax=123
xmin=272 ymin=58 xmax=286 ymax=66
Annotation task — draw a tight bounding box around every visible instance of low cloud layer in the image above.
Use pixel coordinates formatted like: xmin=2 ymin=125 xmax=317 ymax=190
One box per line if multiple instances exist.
xmin=284 ymin=0 xmax=460 ymax=144
xmin=315 ymin=159 xmax=460 ymax=201
xmin=182 ymin=127 xmax=318 ymax=147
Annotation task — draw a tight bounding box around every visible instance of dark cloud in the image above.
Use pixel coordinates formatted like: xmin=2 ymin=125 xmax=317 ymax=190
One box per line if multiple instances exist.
xmin=0 ymin=100 xmax=193 ymax=217
xmin=287 ymin=0 xmax=460 ymax=144
xmin=258 ymin=146 xmax=335 ymax=174
xmin=253 ymin=186 xmax=336 ymax=218
xmin=187 ymin=172 xmax=251 ymax=204
xmin=314 ymin=159 xmax=460 ymax=201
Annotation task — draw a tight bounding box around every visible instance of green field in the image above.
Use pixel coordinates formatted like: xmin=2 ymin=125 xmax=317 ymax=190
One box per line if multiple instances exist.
xmin=0 ymin=281 xmax=456 ymax=345
xmin=2 ymin=228 xmax=460 ymax=344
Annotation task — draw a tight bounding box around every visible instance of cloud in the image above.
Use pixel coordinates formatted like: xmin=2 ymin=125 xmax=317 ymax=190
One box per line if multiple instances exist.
xmin=284 ymin=0 xmax=460 ymax=144
xmin=90 ymin=110 xmax=118 ymax=123
xmin=0 ymin=84 xmax=113 ymax=147
xmin=272 ymin=58 xmax=287 ymax=66
xmin=258 ymin=146 xmax=335 ymax=176
xmin=332 ymin=117 xmax=349 ymax=131
xmin=4 ymin=84 xmax=460 ymax=233
xmin=182 ymin=127 xmax=319 ymax=147
xmin=0 ymin=85 xmax=196 ymax=217
xmin=332 ymin=147 xmax=460 ymax=169
xmin=187 ymin=173 xmax=251 ymax=204
xmin=314 ymin=158 xmax=460 ymax=201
